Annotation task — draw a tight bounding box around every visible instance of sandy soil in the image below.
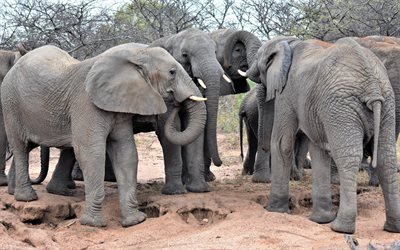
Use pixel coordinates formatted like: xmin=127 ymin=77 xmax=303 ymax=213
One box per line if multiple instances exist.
xmin=0 ymin=132 xmax=400 ymax=249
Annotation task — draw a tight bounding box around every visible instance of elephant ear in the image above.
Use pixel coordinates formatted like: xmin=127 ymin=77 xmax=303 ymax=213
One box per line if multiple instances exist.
xmin=85 ymin=50 xmax=167 ymax=115
xmin=264 ymin=41 xmax=292 ymax=102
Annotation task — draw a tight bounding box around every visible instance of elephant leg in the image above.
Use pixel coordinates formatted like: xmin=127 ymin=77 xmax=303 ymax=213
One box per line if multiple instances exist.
xmin=106 ymin=124 xmax=146 ymax=227
xmin=267 ymin=111 xmax=297 ymax=213
xmin=156 ymin=112 xmax=186 ymax=195
xmin=182 ymin=133 xmax=209 ymax=193
xmin=243 ymin=119 xmax=256 ymax=175
xmin=0 ymin=115 xmax=8 ymax=186
xmin=46 ymin=148 xmax=76 ymax=196
xmin=7 ymin=159 xmax=15 ymax=195
xmin=13 ymin=144 xmax=37 ymax=201
xmin=73 ymin=137 xmax=107 ymax=227
xmin=104 ymin=154 xmax=116 ymax=182
xmin=376 ymin=126 xmax=400 ymax=232
xmin=330 ymin=159 xmax=340 ymax=185
xmin=328 ymin=129 xmax=363 ymax=234
xmin=252 ymin=148 xmax=271 ymax=183
xmin=308 ymin=142 xmax=335 ymax=224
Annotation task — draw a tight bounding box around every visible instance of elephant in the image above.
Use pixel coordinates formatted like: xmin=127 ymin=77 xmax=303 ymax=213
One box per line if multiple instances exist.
xmin=2 ymin=43 xmax=207 ymax=227
xmin=205 ymin=28 xmax=262 ymax=180
xmin=0 ymin=44 xmax=28 ymax=186
xmin=242 ymin=36 xmax=400 ymax=234
xmin=238 ymin=86 xmax=309 ymax=182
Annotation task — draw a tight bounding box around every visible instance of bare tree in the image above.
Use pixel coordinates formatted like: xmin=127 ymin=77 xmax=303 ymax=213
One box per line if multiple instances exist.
xmin=0 ymin=0 xmax=133 ymax=58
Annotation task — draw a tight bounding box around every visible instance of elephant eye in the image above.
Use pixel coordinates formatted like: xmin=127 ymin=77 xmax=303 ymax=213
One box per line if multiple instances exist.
xmin=182 ymin=52 xmax=188 ymax=58
xmin=169 ymin=68 xmax=176 ymax=76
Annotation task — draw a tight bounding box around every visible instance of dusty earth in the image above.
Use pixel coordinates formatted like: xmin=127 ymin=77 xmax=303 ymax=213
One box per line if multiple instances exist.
xmin=1 ymin=132 xmax=400 ymax=249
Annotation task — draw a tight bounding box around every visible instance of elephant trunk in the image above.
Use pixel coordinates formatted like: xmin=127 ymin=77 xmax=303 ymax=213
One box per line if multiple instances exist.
xmin=30 ymin=146 xmax=50 ymax=184
xmin=164 ymin=99 xmax=206 ymax=145
xmin=200 ymin=61 xmax=223 ymax=166
xmin=223 ymin=31 xmax=262 ymax=70
xmin=246 ymin=61 xmax=261 ymax=84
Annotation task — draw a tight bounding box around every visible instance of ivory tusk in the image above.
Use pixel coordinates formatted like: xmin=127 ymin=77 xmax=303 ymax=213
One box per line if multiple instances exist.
xmin=238 ymin=69 xmax=247 ymax=77
xmin=197 ymin=78 xmax=207 ymax=89
xmin=189 ymin=96 xmax=207 ymax=101
xmin=223 ymin=74 xmax=232 ymax=83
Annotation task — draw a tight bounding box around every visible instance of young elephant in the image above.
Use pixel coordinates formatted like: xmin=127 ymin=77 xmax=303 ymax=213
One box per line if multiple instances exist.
xmin=238 ymin=86 xmax=309 ymax=182
xmin=0 ymin=44 xmax=28 ymax=186
xmin=243 ymin=37 xmax=400 ymax=234
xmin=2 ymin=44 xmax=207 ymax=227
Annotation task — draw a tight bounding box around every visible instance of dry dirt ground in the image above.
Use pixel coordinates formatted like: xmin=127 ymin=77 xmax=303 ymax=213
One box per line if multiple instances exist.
xmin=1 ymin=132 xmax=400 ymax=249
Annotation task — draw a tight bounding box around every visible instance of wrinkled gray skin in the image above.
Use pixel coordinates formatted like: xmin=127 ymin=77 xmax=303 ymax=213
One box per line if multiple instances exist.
xmin=205 ymin=29 xmax=262 ymax=181
xmin=238 ymin=86 xmax=310 ymax=182
xmin=2 ymin=44 xmax=207 ymax=227
xmin=245 ymin=37 xmax=400 ymax=234
xmin=0 ymin=45 xmax=27 ymax=186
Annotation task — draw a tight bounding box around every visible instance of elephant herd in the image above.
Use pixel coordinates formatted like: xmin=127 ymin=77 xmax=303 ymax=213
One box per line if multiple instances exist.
xmin=0 ymin=28 xmax=399 ymax=235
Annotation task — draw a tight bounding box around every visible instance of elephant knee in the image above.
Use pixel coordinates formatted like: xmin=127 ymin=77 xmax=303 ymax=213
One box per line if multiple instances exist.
xmin=279 ymin=135 xmax=293 ymax=158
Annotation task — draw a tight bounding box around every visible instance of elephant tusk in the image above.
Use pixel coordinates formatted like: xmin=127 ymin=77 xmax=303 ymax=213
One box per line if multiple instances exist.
xmin=189 ymin=96 xmax=207 ymax=101
xmin=238 ymin=69 xmax=247 ymax=77
xmin=197 ymin=78 xmax=207 ymax=89
xmin=223 ymin=74 xmax=232 ymax=83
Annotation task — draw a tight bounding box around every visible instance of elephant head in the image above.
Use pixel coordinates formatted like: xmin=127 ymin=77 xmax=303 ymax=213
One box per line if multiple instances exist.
xmin=209 ymin=29 xmax=262 ymax=95
xmin=86 ymin=45 xmax=207 ymax=146
xmin=0 ymin=43 xmax=28 ymax=82
xmin=150 ymin=28 xmax=229 ymax=166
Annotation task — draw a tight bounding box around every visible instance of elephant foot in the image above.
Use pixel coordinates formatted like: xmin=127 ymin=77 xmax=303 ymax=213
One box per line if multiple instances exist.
xmin=252 ymin=171 xmax=271 ymax=183
xmin=290 ymin=167 xmax=303 ymax=181
xmin=46 ymin=180 xmax=74 ymax=196
xmin=186 ymin=181 xmax=210 ymax=193
xmin=121 ymin=209 xmax=147 ymax=227
xmin=71 ymin=165 xmax=84 ymax=181
xmin=0 ymin=174 xmax=7 ymax=186
xmin=241 ymin=168 xmax=253 ymax=176
xmin=80 ymin=212 xmax=107 ymax=227
xmin=309 ymin=210 xmax=336 ymax=224
xmin=330 ymin=217 xmax=356 ymax=234
xmin=15 ymin=186 xmax=38 ymax=201
xmin=367 ymin=167 xmax=379 ymax=187
xmin=266 ymin=195 xmax=290 ymax=213
xmin=205 ymin=171 xmax=216 ymax=182
xmin=161 ymin=182 xmax=186 ymax=195
xmin=384 ymin=219 xmax=400 ymax=233
xmin=303 ymin=158 xmax=312 ymax=169
xmin=7 ymin=183 xmax=15 ymax=195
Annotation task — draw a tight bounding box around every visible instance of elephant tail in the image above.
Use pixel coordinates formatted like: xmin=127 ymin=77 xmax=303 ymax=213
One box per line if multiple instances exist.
xmin=239 ymin=110 xmax=245 ymax=161
xmin=371 ymin=101 xmax=381 ymax=168
xmin=30 ymin=146 xmax=50 ymax=184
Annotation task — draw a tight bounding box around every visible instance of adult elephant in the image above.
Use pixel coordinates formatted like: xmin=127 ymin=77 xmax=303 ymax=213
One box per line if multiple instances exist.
xmin=2 ymin=43 xmax=207 ymax=227
xmin=0 ymin=44 xmax=28 ymax=186
xmin=242 ymin=36 xmax=400 ymax=234
xmin=238 ymin=86 xmax=309 ymax=182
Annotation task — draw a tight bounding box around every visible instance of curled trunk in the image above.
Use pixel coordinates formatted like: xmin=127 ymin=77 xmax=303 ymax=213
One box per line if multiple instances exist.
xmin=165 ymin=99 xmax=206 ymax=146
xmin=223 ymin=30 xmax=262 ymax=70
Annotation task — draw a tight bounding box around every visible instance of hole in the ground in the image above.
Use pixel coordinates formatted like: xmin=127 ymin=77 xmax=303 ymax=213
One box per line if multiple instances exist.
xmin=138 ymin=202 xmax=164 ymax=218
xmin=1 ymin=221 xmax=14 ymax=230
xmin=24 ymin=218 xmax=43 ymax=225
xmin=178 ymin=208 xmax=228 ymax=225
xmin=22 ymin=238 xmax=35 ymax=247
